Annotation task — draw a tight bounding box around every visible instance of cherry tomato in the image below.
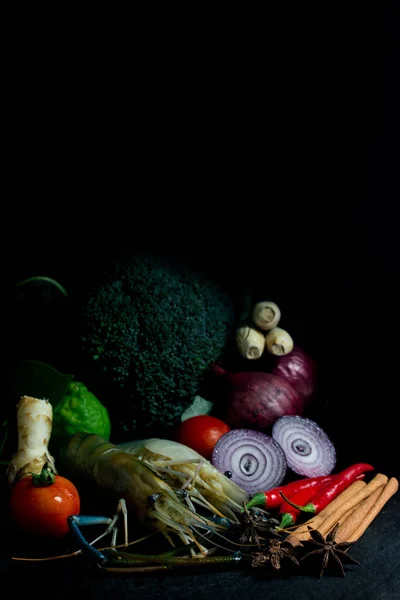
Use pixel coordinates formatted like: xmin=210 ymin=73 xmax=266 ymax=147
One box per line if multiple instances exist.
xmin=9 ymin=469 xmax=81 ymax=538
xmin=175 ymin=415 xmax=230 ymax=460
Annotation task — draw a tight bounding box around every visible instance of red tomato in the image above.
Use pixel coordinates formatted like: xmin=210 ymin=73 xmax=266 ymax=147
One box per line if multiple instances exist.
xmin=175 ymin=415 xmax=230 ymax=460
xmin=9 ymin=472 xmax=81 ymax=538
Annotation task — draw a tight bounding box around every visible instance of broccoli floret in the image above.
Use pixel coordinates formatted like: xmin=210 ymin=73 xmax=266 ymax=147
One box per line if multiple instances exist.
xmin=80 ymin=253 xmax=235 ymax=436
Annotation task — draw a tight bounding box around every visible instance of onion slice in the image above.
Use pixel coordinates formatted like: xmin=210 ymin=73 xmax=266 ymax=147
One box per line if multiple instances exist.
xmin=272 ymin=415 xmax=336 ymax=477
xmin=211 ymin=429 xmax=287 ymax=495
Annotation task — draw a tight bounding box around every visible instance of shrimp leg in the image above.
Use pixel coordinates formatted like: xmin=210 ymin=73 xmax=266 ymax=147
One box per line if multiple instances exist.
xmin=68 ymin=499 xmax=128 ymax=563
xmin=68 ymin=503 xmax=242 ymax=571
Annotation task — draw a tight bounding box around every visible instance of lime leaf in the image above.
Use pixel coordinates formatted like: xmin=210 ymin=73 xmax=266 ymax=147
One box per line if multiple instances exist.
xmin=10 ymin=360 xmax=74 ymax=410
xmin=181 ymin=396 xmax=214 ymax=422
xmin=16 ymin=276 xmax=68 ymax=297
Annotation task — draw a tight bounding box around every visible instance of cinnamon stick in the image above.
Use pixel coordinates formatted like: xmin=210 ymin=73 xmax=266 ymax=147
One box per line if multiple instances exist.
xmin=318 ymin=473 xmax=388 ymax=537
xmin=346 ymin=477 xmax=399 ymax=542
xmin=337 ymin=503 xmax=359 ymax=524
xmin=286 ymin=479 xmax=366 ymax=545
xmin=334 ymin=485 xmax=385 ymax=543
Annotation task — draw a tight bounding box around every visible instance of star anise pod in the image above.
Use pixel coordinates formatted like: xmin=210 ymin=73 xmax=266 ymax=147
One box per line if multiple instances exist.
xmin=299 ymin=523 xmax=360 ymax=577
xmin=231 ymin=507 xmax=280 ymax=545
xmin=251 ymin=539 xmax=300 ymax=571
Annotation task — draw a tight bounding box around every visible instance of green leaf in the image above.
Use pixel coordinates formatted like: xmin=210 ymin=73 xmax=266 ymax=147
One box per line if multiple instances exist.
xmin=16 ymin=276 xmax=68 ymax=297
xmin=10 ymin=360 xmax=74 ymax=410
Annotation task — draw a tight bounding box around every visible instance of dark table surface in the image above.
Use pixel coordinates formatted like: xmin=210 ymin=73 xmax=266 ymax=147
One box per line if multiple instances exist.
xmin=1 ymin=493 xmax=399 ymax=600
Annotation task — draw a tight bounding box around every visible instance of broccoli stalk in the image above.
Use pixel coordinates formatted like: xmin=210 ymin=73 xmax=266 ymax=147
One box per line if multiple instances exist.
xmin=79 ymin=253 xmax=235 ymax=436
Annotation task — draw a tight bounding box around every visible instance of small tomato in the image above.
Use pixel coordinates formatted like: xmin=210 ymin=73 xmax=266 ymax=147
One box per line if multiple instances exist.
xmin=175 ymin=415 xmax=230 ymax=460
xmin=9 ymin=466 xmax=80 ymax=538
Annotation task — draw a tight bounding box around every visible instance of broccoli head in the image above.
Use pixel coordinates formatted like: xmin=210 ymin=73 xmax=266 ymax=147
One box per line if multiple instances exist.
xmin=79 ymin=253 xmax=235 ymax=437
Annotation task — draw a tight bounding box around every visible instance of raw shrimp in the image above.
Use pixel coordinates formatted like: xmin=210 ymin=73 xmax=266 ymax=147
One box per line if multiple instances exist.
xmin=118 ymin=438 xmax=249 ymax=519
xmin=62 ymin=433 xmax=248 ymax=555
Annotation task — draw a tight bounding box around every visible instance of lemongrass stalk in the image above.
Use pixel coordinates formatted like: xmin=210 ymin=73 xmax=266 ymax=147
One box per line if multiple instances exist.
xmin=236 ymin=326 xmax=265 ymax=360
xmin=265 ymin=327 xmax=294 ymax=356
xmin=252 ymin=301 xmax=281 ymax=331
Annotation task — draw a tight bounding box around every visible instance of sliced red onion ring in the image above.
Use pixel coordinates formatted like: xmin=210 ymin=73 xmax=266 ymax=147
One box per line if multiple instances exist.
xmin=211 ymin=429 xmax=287 ymax=495
xmin=272 ymin=415 xmax=336 ymax=477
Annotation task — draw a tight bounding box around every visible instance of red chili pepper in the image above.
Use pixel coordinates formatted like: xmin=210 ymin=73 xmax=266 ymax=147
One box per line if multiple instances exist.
xmin=246 ymin=475 xmax=335 ymax=511
xmin=280 ymin=463 xmax=374 ymax=517
xmin=277 ymin=479 xmax=337 ymax=529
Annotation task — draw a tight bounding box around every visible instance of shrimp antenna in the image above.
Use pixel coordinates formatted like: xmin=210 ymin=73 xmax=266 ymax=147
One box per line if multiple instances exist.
xmin=190 ymin=525 xmax=240 ymax=554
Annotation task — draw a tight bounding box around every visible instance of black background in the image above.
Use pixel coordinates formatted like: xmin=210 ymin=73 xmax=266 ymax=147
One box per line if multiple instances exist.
xmin=3 ymin=3 xmax=399 ymax=597
xmin=9 ymin=4 xmax=399 ymax=479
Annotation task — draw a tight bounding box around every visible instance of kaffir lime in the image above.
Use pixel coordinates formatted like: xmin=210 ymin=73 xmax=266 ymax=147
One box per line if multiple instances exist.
xmin=52 ymin=381 xmax=111 ymax=440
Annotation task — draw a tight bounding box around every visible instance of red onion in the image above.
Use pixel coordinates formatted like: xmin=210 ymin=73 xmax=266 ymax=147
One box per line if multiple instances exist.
xmin=272 ymin=415 xmax=336 ymax=477
xmin=211 ymin=429 xmax=287 ymax=495
xmin=271 ymin=346 xmax=317 ymax=407
xmin=212 ymin=366 xmax=303 ymax=430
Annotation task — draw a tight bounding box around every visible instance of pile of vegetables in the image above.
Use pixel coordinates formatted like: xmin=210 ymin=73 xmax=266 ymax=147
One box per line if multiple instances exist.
xmin=3 ymin=256 xmax=398 ymax=580
xmin=2 ymin=394 xmax=398 ymax=580
xmin=194 ymin=298 xmax=317 ymax=436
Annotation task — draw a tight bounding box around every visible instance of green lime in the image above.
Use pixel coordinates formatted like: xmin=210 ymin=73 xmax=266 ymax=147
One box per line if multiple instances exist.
xmin=52 ymin=381 xmax=111 ymax=440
